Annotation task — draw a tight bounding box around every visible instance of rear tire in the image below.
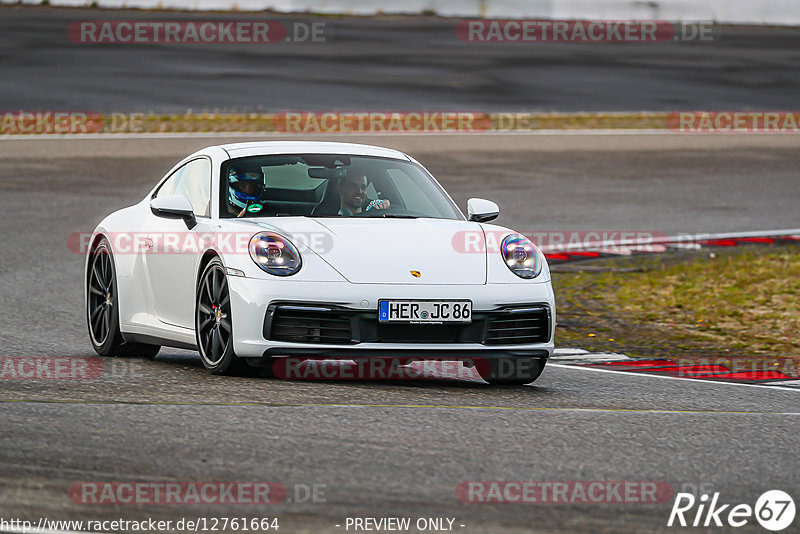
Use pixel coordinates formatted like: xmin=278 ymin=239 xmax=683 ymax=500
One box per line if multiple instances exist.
xmin=478 ymin=357 xmax=546 ymax=385
xmin=196 ymin=258 xmax=257 ymax=376
xmin=87 ymin=238 xmax=160 ymax=359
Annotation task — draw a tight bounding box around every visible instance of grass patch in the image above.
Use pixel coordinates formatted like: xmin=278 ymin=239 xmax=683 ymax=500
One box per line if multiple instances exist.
xmin=552 ymin=245 xmax=800 ymax=372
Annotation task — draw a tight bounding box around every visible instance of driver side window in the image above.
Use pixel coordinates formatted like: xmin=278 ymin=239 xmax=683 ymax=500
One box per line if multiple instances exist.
xmin=156 ymin=158 xmax=212 ymax=217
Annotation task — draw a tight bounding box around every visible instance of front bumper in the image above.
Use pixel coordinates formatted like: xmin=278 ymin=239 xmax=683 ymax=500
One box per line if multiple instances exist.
xmin=227 ymin=276 xmax=556 ymax=359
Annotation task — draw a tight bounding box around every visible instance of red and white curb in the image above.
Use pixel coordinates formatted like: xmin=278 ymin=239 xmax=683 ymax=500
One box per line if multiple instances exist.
xmin=551 ymin=348 xmax=800 ymax=389
xmin=542 ymin=228 xmax=800 ymax=263
xmin=545 ymin=230 xmax=800 ymax=389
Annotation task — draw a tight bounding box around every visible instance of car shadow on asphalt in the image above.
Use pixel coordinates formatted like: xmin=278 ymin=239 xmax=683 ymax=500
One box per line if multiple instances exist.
xmin=150 ymin=352 xmax=552 ymax=391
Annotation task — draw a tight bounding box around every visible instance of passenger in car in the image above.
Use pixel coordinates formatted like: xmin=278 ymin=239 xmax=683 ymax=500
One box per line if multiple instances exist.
xmin=337 ymin=170 xmax=390 ymax=216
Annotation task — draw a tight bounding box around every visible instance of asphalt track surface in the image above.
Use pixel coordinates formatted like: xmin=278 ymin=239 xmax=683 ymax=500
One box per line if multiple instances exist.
xmin=1 ymin=134 xmax=799 ymax=533
xmin=4 ymin=7 xmax=800 ymax=113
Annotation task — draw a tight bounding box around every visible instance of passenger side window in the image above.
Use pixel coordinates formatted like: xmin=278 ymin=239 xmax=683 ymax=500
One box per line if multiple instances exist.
xmin=156 ymin=158 xmax=212 ymax=217
xmin=387 ymin=168 xmax=438 ymax=214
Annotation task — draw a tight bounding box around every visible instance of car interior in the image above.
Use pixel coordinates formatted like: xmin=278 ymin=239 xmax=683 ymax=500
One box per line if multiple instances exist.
xmin=220 ymin=155 xmax=400 ymax=217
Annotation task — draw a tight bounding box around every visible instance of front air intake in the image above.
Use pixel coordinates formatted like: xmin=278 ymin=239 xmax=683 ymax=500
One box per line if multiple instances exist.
xmin=485 ymin=307 xmax=551 ymax=345
xmin=269 ymin=306 xmax=354 ymax=344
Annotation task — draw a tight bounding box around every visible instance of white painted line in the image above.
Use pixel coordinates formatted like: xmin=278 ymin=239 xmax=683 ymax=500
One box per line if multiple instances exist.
xmin=762 ymin=380 xmax=800 ymax=388
xmin=552 ymin=348 xmax=590 ymax=355
xmin=550 ymin=350 xmax=630 ymax=362
xmin=549 ymin=363 xmax=800 ymax=392
xmin=668 ymin=243 xmax=703 ymax=250
xmin=553 ymin=357 xmax=632 ymax=364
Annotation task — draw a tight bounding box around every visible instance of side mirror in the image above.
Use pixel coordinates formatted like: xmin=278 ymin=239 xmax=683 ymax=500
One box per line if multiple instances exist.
xmin=150 ymin=195 xmax=197 ymax=228
xmin=467 ymin=198 xmax=499 ymax=223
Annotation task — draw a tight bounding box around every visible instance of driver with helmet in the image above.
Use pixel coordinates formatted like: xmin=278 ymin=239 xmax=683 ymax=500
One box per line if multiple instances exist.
xmin=226 ymin=169 xmax=265 ymax=217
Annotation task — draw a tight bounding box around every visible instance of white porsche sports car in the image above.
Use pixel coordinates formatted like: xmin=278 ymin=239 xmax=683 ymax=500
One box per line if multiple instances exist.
xmin=85 ymin=141 xmax=555 ymax=384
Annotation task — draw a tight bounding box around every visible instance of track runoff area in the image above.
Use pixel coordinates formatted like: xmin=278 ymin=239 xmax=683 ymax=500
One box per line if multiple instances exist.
xmin=535 ymin=227 xmax=800 ymax=389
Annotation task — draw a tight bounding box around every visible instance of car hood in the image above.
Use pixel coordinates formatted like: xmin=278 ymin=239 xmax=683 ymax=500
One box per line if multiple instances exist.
xmin=241 ymin=217 xmax=487 ymax=285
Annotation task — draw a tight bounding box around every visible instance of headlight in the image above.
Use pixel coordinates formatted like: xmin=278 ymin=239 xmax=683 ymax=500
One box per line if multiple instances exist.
xmin=501 ymin=234 xmax=542 ymax=279
xmin=248 ymin=232 xmax=302 ymax=276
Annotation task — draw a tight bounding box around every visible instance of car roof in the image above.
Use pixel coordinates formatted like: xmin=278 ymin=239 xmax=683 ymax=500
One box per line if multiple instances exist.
xmin=217 ymin=141 xmax=410 ymax=161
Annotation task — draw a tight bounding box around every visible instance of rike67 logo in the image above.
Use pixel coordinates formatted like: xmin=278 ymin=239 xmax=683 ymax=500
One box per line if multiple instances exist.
xmin=668 ymin=490 xmax=795 ymax=531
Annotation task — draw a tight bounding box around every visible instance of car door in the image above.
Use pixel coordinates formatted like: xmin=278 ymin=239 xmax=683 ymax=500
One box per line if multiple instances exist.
xmin=142 ymin=157 xmax=217 ymax=330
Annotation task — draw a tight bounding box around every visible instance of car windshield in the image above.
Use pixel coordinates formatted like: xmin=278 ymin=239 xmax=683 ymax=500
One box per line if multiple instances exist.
xmin=220 ymin=154 xmax=462 ymax=220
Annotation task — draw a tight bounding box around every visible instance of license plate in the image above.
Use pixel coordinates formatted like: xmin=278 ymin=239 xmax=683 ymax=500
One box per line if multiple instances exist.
xmin=378 ymin=300 xmax=472 ymax=324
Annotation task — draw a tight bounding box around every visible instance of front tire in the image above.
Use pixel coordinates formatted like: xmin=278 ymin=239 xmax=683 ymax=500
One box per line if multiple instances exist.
xmin=87 ymin=238 xmax=160 ymax=359
xmin=196 ymin=258 xmax=255 ymax=375
xmin=478 ymin=357 xmax=546 ymax=385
